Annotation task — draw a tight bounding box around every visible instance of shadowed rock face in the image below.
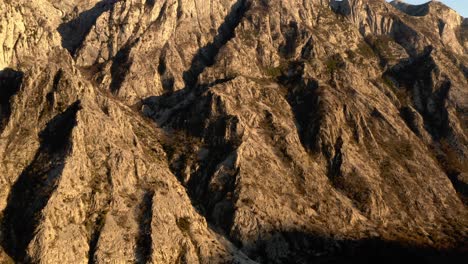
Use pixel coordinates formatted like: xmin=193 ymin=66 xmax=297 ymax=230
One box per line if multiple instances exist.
xmin=390 ymin=1 xmax=430 ymax=17
xmin=0 ymin=0 xmax=467 ymax=263
xmin=1 ymin=101 xmax=81 ymax=262
xmin=0 ymin=69 xmax=23 ymax=133
xmin=58 ymin=1 xmax=117 ymax=56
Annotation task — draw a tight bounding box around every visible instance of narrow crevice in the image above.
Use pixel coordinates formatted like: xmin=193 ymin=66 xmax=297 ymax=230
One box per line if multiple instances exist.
xmin=46 ymin=69 xmax=64 ymax=108
xmin=301 ymin=37 xmax=314 ymax=60
xmin=135 ymin=190 xmax=154 ymax=264
xmin=1 ymin=100 xmax=81 ymax=262
xmin=327 ymin=136 xmax=344 ymax=180
xmin=52 ymin=69 xmax=63 ymax=93
xmin=158 ymin=49 xmax=175 ymax=93
xmin=325 ymin=136 xmax=371 ymax=213
xmin=205 ymin=76 xmax=237 ymax=89
xmin=437 ymin=19 xmax=446 ymax=38
xmin=87 ymin=212 xmax=107 ymax=264
xmin=58 ymin=0 xmax=117 ymax=56
xmin=182 ymin=0 xmax=251 ymax=88
xmin=399 ymin=106 xmax=422 ymax=137
xmin=87 ymin=166 xmax=113 ymax=264
xmin=0 ymin=68 xmax=23 ymax=134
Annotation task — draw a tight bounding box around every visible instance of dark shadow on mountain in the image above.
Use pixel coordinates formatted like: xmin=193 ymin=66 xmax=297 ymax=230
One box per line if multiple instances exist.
xmin=0 ymin=68 xmax=23 ymax=134
xmin=386 ymin=46 xmax=449 ymax=141
xmin=87 ymin=166 xmax=112 ymax=264
xmin=145 ymin=0 xmax=155 ymax=8
xmin=385 ymin=46 xmax=467 ymax=203
xmin=87 ymin=212 xmax=106 ymax=264
xmin=182 ymin=0 xmax=251 ymax=87
xmin=142 ymin=83 xmax=241 ymax=236
xmin=139 ymin=0 xmax=250 ymax=241
xmin=142 ymin=0 xmax=250 ymax=109
xmin=0 ymin=101 xmax=81 ymax=262
xmin=135 ymin=190 xmax=154 ymax=264
xmin=242 ymin=230 xmax=467 ymax=264
xmin=330 ymin=0 xmax=351 ymax=16
xmin=390 ymin=1 xmax=430 ymax=17
xmin=158 ymin=50 xmax=175 ymax=93
xmin=57 ymin=0 xmax=116 ymax=56
xmin=109 ymin=39 xmax=139 ymax=94
xmin=279 ymin=61 xmax=322 ymax=153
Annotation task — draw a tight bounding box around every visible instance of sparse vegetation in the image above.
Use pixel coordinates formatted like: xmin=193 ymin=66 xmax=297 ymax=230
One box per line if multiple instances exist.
xmin=439 ymin=139 xmax=468 ymax=174
xmin=380 ymin=159 xmax=393 ymax=178
xmin=239 ymin=29 xmax=258 ymax=45
xmin=332 ymin=169 xmax=371 ymax=213
xmin=263 ymin=62 xmax=288 ymax=79
xmin=325 ymin=54 xmax=346 ymax=73
xmin=264 ymin=66 xmax=283 ymax=78
xmin=357 ymin=42 xmax=375 ymax=58
xmin=373 ymin=36 xmax=393 ymax=52
xmin=380 ymin=138 xmax=415 ymax=160
xmin=367 ymin=35 xmax=399 ymax=62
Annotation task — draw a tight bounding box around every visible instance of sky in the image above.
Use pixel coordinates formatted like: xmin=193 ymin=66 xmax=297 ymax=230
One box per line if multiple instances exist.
xmin=387 ymin=0 xmax=468 ymax=17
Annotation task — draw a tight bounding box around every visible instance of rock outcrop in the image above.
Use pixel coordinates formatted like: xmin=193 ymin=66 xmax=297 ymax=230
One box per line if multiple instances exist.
xmin=0 ymin=0 xmax=467 ymax=263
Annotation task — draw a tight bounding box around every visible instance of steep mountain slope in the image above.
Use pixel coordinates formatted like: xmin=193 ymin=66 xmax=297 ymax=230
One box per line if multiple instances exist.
xmin=0 ymin=0 xmax=467 ymax=263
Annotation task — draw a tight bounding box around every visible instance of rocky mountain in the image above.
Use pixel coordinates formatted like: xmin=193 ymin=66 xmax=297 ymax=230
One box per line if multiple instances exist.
xmin=0 ymin=0 xmax=467 ymax=263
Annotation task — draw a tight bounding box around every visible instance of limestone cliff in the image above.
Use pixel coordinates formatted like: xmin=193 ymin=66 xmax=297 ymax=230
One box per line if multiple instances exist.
xmin=0 ymin=0 xmax=467 ymax=263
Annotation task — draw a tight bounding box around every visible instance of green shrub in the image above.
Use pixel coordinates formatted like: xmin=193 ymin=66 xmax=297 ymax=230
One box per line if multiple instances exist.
xmin=357 ymin=42 xmax=374 ymax=58
xmin=265 ymin=66 xmax=283 ymax=78
xmin=325 ymin=55 xmax=345 ymax=73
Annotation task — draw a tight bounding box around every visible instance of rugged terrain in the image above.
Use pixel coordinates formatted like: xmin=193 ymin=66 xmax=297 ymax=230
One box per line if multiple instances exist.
xmin=0 ymin=0 xmax=467 ymax=263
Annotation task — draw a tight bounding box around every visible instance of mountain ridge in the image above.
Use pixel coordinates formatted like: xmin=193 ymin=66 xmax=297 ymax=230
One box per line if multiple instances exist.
xmin=0 ymin=0 xmax=467 ymax=263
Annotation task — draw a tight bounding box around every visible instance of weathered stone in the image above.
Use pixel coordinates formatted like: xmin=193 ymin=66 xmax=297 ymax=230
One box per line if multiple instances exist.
xmin=0 ymin=0 xmax=467 ymax=263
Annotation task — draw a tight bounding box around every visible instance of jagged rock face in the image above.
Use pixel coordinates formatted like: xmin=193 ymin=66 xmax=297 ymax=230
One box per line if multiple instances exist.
xmin=0 ymin=0 xmax=467 ymax=263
